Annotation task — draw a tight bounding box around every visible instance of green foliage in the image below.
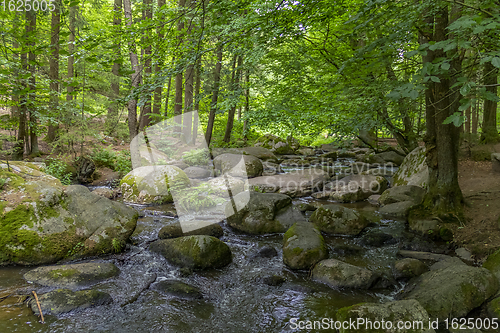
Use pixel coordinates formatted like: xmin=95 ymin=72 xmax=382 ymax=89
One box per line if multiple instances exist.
xmin=44 ymin=159 xmax=73 ymax=185
xmin=182 ymin=148 xmax=210 ymax=166
xmin=0 ymin=177 xmax=6 ymax=190
xmin=90 ymin=147 xmax=116 ymax=169
xmin=176 ymin=183 xmax=224 ymax=212
xmin=114 ymin=151 xmax=132 ymax=176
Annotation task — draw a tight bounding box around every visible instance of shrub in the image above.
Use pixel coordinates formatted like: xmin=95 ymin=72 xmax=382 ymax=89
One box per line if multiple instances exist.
xmin=90 ymin=147 xmax=116 ymax=169
xmin=115 ymin=150 xmax=132 ymax=176
xmin=182 ymin=148 xmax=210 ymax=166
xmin=44 ymin=158 xmax=72 ymax=185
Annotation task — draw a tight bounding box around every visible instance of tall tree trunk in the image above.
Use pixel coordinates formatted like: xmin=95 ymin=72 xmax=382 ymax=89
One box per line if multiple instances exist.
xmin=243 ymin=71 xmax=249 ymax=140
xmin=418 ymin=5 xmax=463 ymax=221
xmin=223 ymin=55 xmax=241 ymax=143
xmin=480 ymin=61 xmax=499 ymax=143
xmin=139 ymin=0 xmax=153 ymax=130
xmin=47 ymin=0 xmax=61 ymax=143
xmin=164 ymin=75 xmax=172 ymax=117
xmin=464 ymin=106 xmax=471 ymax=134
xmin=106 ymin=0 xmax=122 ymax=134
xmin=205 ymin=45 xmax=222 ymax=146
xmin=192 ymin=59 xmax=201 ymax=145
xmin=173 ymin=0 xmax=186 ymax=136
xmin=152 ymin=0 xmax=165 ymax=125
xmin=13 ymin=15 xmax=27 ymax=160
xmin=67 ymin=6 xmax=76 ymax=102
xmin=26 ymin=10 xmax=39 ymax=156
xmin=124 ymin=0 xmax=140 ymax=140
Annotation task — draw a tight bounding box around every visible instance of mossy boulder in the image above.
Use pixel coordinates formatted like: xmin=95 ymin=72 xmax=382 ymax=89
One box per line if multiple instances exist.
xmin=24 ymin=262 xmax=119 ymax=288
xmin=225 ymin=191 xmax=306 ymax=234
xmin=158 ymin=220 xmax=223 ymax=239
xmin=329 ymin=174 xmax=388 ymax=202
xmin=30 ymin=288 xmax=113 ymax=315
xmin=120 ymin=165 xmax=190 ymax=204
xmin=152 ymin=280 xmax=203 ymax=299
xmin=392 ymin=147 xmax=429 ymax=188
xmin=213 ymin=153 xmax=263 ymax=178
xmin=282 ymin=222 xmax=327 ymax=270
xmin=379 ymin=185 xmax=425 ymax=218
xmin=336 ymin=300 xmax=435 ymax=333
xmin=0 ymin=164 xmax=138 ymax=265
xmin=255 ymin=134 xmax=295 ymax=154
xmin=246 ymin=168 xmax=329 ymax=198
xmin=309 ymin=204 xmax=369 ymax=236
xmin=400 ymin=264 xmax=498 ymax=321
xmin=149 ymin=235 xmax=232 ymax=269
xmin=483 ymin=247 xmax=500 ymax=282
xmin=207 ymin=175 xmax=245 ymax=198
xmin=311 ymin=259 xmax=378 ymax=289
xmin=183 ymin=166 xmax=212 ymax=179
xmin=393 ymin=258 xmax=429 ymax=280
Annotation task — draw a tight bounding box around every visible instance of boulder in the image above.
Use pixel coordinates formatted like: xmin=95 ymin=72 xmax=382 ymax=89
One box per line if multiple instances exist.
xmin=400 ymin=264 xmax=498 ymax=321
xmin=152 ymin=280 xmax=203 ymax=299
xmin=183 ymin=166 xmax=212 ymax=179
xmin=379 ymin=201 xmax=418 ymax=218
xmin=225 ymin=191 xmax=306 ymax=234
xmin=282 ymin=222 xmax=328 ymax=270
xmin=359 ymin=231 xmax=395 ymax=247
xmin=261 ymin=161 xmax=282 ymax=176
xmin=392 ymin=147 xmax=429 ymax=188
xmin=149 ymin=235 xmax=232 ymax=269
xmin=393 ymin=258 xmax=428 ymax=280
xmin=376 ymin=151 xmax=405 ymax=166
xmin=206 ymin=175 xmax=245 ymax=198
xmin=309 ymin=204 xmax=369 ymax=236
xmin=30 ymin=289 xmax=112 ymax=315
xmin=255 ymin=134 xmax=295 ymax=154
xmin=312 ymin=259 xmax=378 ymax=289
xmin=482 ymin=247 xmax=500 ymax=281
xmin=213 ymin=153 xmax=263 ymax=178
xmin=91 ymin=187 xmax=116 ymax=199
xmin=0 ymin=164 xmax=138 ymax=265
xmin=296 ymin=147 xmax=316 ymax=156
xmin=329 ymin=174 xmax=388 ymax=202
xmin=158 ymin=221 xmax=223 ymax=239
xmin=246 ymin=168 xmax=329 ymax=198
xmin=238 ymin=146 xmax=278 ymax=163
xmin=24 ymin=262 xmax=120 ymax=288
xmin=379 ymin=185 xmax=426 ymax=205
xmin=120 ymin=165 xmax=190 ymax=204
xmin=336 ymin=300 xmax=435 ymax=333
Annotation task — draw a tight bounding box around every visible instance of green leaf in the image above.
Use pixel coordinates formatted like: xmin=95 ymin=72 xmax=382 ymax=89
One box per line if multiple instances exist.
xmin=492 ymin=57 xmax=500 ymax=69
xmin=441 ymin=62 xmax=450 ymax=70
xmin=405 ymin=50 xmax=418 ymax=58
xmin=443 ymin=112 xmax=465 ymax=127
xmin=387 ymin=91 xmax=401 ymax=99
xmin=430 ymin=76 xmax=440 ymax=83
xmin=409 ymin=90 xmax=419 ymax=100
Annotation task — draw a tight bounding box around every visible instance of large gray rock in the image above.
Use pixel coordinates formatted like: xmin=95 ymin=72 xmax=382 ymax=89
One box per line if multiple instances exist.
xmin=376 ymin=151 xmax=405 ymax=166
xmin=225 ymin=191 xmax=306 ymax=234
xmin=213 ymin=153 xmax=263 ymax=178
xmin=246 ymin=168 xmax=329 ymax=197
xmin=0 ymin=163 xmax=138 ymax=265
xmin=183 ymin=166 xmax=212 ymax=179
xmin=392 ymin=146 xmax=429 ymax=188
xmin=30 ymin=289 xmax=112 ymax=315
xmin=152 ymin=280 xmax=203 ymax=299
xmin=393 ymin=258 xmax=429 ymax=280
xmin=379 ymin=201 xmax=418 ymax=218
xmin=283 ymin=222 xmax=327 ymax=270
xmin=329 ymin=174 xmax=388 ymax=202
xmin=400 ymin=264 xmax=498 ymax=321
xmin=237 ymin=146 xmax=278 ymax=163
xmin=24 ymin=262 xmax=120 ymax=288
xmin=149 ymin=235 xmax=232 ymax=269
xmin=206 ymin=175 xmax=245 ymax=198
xmin=255 ymin=134 xmax=295 ymax=154
xmin=309 ymin=204 xmax=369 ymax=236
xmin=158 ymin=221 xmax=223 ymax=239
xmin=261 ymin=161 xmax=282 ymax=176
xmin=120 ymin=165 xmax=190 ymax=204
xmin=379 ymin=185 xmax=426 ymax=205
xmin=312 ymin=259 xmax=378 ymax=289
xmin=336 ymin=300 xmax=435 ymax=333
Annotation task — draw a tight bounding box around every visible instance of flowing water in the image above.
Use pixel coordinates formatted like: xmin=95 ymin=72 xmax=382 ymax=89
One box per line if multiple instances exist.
xmin=0 ymin=162 xmax=413 ymax=333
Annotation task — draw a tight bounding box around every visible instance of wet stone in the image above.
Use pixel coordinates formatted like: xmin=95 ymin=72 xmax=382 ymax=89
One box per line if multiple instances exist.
xmin=152 ymin=280 xmax=203 ymax=299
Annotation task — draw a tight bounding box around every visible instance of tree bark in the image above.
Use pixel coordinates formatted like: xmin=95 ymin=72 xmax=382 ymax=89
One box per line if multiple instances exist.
xmin=106 ymin=0 xmax=122 ymax=134
xmin=26 ymin=10 xmax=39 ymax=156
xmin=243 ymin=71 xmax=249 ymax=140
xmin=205 ymin=45 xmax=223 ymax=146
xmin=223 ymin=55 xmax=241 ymax=143
xmin=67 ymin=6 xmax=76 ymax=102
xmin=173 ymin=0 xmax=186 ymax=136
xmin=139 ymin=0 xmax=153 ymax=130
xmin=124 ymin=0 xmax=140 ymax=140
xmin=47 ymin=0 xmax=61 ymax=142
xmin=152 ymin=0 xmax=166 ymax=124
xmin=193 ymin=59 xmax=201 ymax=145
xmin=480 ymin=61 xmax=499 ymax=143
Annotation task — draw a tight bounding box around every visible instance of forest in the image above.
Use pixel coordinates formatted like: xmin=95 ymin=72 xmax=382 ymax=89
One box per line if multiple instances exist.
xmin=1 ymin=0 xmax=500 ymax=331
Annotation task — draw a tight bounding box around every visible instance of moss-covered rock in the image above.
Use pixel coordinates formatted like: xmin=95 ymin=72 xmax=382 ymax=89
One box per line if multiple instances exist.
xmin=158 ymin=221 xmax=223 ymax=239
xmin=30 ymin=288 xmax=113 ymax=315
xmin=311 ymin=259 xmax=378 ymax=289
xmin=392 ymin=147 xmax=428 ymax=188
xmin=120 ymin=165 xmax=190 ymax=204
xmin=309 ymin=204 xmax=369 ymax=236
xmin=207 ymin=175 xmax=245 ymax=198
xmin=393 ymin=258 xmax=428 ymax=280
xmin=400 ymin=264 xmax=498 ymax=321
xmin=152 ymin=280 xmax=203 ymax=299
xmin=282 ymin=222 xmax=327 ymax=270
xmin=336 ymin=300 xmax=435 ymax=333
xmin=329 ymin=174 xmax=388 ymax=202
xmin=225 ymin=191 xmax=306 ymax=234
xmin=483 ymin=247 xmax=500 ymax=281
xmin=24 ymin=262 xmax=119 ymax=287
xmin=213 ymin=153 xmax=263 ymax=178
xmin=0 ymin=163 xmax=138 ymax=265
xmin=149 ymin=235 xmax=232 ymax=269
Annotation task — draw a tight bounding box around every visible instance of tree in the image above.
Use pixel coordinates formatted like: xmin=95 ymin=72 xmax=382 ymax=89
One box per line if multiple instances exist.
xmin=47 ymin=0 xmax=61 ymax=142
xmin=205 ymin=44 xmax=223 ymax=146
xmin=124 ymin=0 xmax=140 ymax=140
xmin=106 ymin=0 xmax=123 ymax=134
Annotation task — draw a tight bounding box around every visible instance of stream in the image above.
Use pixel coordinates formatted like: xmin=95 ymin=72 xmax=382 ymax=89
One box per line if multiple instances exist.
xmin=0 ymin=159 xmax=432 ymax=333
